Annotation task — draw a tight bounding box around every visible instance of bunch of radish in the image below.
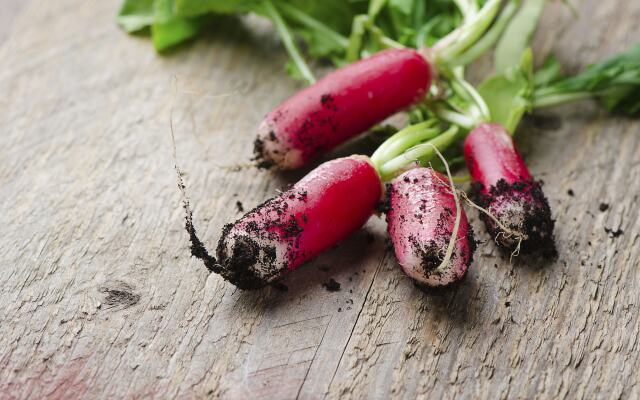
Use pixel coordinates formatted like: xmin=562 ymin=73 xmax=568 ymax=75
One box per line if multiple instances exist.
xmin=171 ymin=0 xmax=640 ymax=291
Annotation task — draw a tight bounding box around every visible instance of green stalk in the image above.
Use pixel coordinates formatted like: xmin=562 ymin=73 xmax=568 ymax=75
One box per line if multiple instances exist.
xmin=453 ymin=71 xmax=491 ymax=121
xmin=347 ymin=15 xmax=369 ymax=62
xmin=432 ymin=105 xmax=478 ymax=130
xmin=370 ymin=120 xmax=439 ymax=167
xmin=531 ymin=91 xmax=593 ymax=108
xmin=449 ymin=0 xmax=518 ymax=67
xmin=263 ymin=1 xmax=316 ymax=85
xmin=453 ymin=0 xmax=479 ymax=21
xmin=433 ymin=0 xmax=502 ymax=65
xmin=377 ymin=126 xmax=459 ymax=181
xmin=277 ymin=3 xmax=349 ymax=49
xmin=369 ymin=24 xmax=405 ymax=49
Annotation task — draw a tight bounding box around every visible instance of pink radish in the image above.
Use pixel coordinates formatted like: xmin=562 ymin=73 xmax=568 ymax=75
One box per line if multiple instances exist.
xmin=385 ymin=168 xmax=475 ymax=287
xmin=463 ymin=123 xmax=555 ymax=255
xmin=254 ymin=49 xmax=432 ymax=169
xmin=214 ymin=155 xmax=382 ymax=289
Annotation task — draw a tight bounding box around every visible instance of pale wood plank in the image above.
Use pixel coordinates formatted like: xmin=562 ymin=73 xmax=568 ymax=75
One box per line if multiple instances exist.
xmin=0 ymin=0 xmax=638 ymax=399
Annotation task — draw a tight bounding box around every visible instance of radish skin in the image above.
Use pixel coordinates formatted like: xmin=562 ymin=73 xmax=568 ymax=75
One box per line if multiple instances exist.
xmin=385 ymin=168 xmax=475 ymax=287
xmin=216 ymin=155 xmax=382 ymax=289
xmin=254 ymin=49 xmax=432 ymax=169
xmin=463 ymin=123 xmax=555 ymax=255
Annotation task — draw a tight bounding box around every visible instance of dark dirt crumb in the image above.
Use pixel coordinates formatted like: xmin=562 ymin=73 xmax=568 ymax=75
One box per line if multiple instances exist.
xmin=272 ymin=282 xmax=288 ymax=292
xmin=99 ymin=282 xmax=140 ymax=309
xmin=605 ymin=227 xmax=624 ymax=238
xmin=236 ymin=201 xmax=244 ymax=213
xmin=599 ymin=203 xmax=609 ymax=212
xmin=322 ymin=278 xmax=341 ymax=292
xmin=505 ymin=301 xmax=511 ymax=307
xmin=252 ymin=137 xmax=275 ymax=169
xmin=338 ymin=307 xmax=342 ymax=312
xmin=567 ymin=189 xmax=574 ymax=196
xmin=349 ymin=289 xmax=353 ymax=293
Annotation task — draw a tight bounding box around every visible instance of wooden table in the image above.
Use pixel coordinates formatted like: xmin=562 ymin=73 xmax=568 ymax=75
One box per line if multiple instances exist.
xmin=1 ymin=1 xmax=639 ymax=398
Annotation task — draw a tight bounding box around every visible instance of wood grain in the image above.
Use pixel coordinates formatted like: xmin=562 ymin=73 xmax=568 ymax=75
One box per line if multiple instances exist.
xmin=1 ymin=0 xmax=639 ymax=399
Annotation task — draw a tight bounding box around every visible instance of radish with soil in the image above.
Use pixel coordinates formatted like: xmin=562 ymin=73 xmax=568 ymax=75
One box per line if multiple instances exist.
xmin=463 ymin=123 xmax=555 ymax=255
xmin=181 ymin=155 xmax=382 ymax=289
xmin=181 ymin=139 xmax=476 ymax=289
xmin=253 ymin=0 xmax=508 ymax=169
xmin=385 ymin=168 xmax=475 ymax=287
xmin=254 ymin=49 xmax=432 ymax=169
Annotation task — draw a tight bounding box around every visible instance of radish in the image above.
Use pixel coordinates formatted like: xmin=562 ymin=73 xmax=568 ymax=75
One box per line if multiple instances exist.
xmin=385 ymin=168 xmax=475 ymax=287
xmin=254 ymin=49 xmax=432 ymax=169
xmin=212 ymin=155 xmax=382 ymax=289
xmin=252 ymin=0 xmax=506 ymax=169
xmin=463 ymin=123 xmax=555 ymax=255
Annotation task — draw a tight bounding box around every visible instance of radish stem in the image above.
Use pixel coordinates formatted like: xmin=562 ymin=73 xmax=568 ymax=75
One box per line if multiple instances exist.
xmin=370 ymin=120 xmax=439 ymax=167
xmin=277 ymin=3 xmax=349 ymax=49
xmin=264 ymin=1 xmax=316 ymax=84
xmin=433 ymin=0 xmax=502 ymax=65
xmin=377 ymin=125 xmax=459 ymax=181
xmin=449 ymin=1 xmax=518 ymax=67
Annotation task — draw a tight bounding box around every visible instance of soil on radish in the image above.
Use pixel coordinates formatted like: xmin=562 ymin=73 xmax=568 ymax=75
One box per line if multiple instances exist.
xmin=253 ymin=93 xmax=342 ymax=168
xmin=215 ymin=192 xmax=310 ymax=289
xmin=471 ymin=178 xmax=557 ymax=257
xmin=252 ymin=136 xmax=274 ymax=169
xmin=384 ymin=181 xmax=476 ymax=279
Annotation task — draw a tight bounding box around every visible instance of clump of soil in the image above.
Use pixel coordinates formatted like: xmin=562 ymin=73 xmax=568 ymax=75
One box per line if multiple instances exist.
xmin=322 ymin=278 xmax=341 ymax=292
xmin=471 ymin=179 xmax=557 ymax=258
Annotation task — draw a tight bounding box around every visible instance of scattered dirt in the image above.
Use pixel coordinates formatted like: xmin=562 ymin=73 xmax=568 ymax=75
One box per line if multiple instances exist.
xmin=605 ymin=227 xmax=624 ymax=238
xmin=98 ymin=281 xmax=140 ymax=309
xmin=599 ymin=203 xmax=609 ymax=212
xmin=322 ymin=278 xmax=341 ymax=292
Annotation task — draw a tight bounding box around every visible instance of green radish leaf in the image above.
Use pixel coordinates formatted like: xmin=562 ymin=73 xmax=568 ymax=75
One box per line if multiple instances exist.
xmin=389 ymin=0 xmax=414 ymax=16
xmin=479 ymin=48 xmax=534 ymax=133
xmin=118 ymin=0 xmax=155 ymax=32
xmin=368 ymin=0 xmax=388 ymax=19
xmin=174 ymin=0 xmax=259 ymax=16
xmin=152 ymin=0 xmax=212 ymax=51
xmin=533 ymin=44 xmax=640 ymax=114
xmin=494 ymin=0 xmax=546 ymax=73
xmin=534 ymin=56 xmax=563 ymax=86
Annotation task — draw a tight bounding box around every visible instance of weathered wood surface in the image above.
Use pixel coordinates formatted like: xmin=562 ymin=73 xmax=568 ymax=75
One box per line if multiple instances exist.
xmin=1 ymin=0 xmax=639 ymax=398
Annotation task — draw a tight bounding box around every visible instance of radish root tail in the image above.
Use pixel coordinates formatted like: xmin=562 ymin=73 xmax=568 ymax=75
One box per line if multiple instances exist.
xmin=427 ymin=144 xmax=462 ymax=273
xmin=170 ymin=99 xmax=220 ymax=273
